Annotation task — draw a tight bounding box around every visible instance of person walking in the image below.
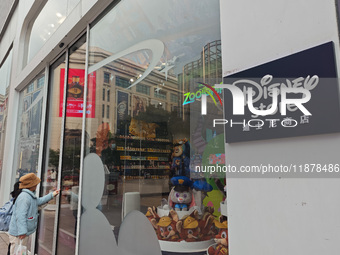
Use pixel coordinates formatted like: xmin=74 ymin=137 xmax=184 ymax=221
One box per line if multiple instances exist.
xmin=8 ymin=173 xmax=59 ymax=254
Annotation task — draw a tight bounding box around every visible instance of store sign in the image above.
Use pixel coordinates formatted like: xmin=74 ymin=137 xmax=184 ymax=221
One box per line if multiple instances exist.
xmin=217 ymin=41 xmax=340 ymax=143
xmin=60 ymin=69 xmax=96 ymax=118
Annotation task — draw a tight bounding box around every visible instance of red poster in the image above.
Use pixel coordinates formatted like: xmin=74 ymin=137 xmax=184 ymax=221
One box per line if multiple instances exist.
xmin=60 ymin=69 xmax=96 ymax=118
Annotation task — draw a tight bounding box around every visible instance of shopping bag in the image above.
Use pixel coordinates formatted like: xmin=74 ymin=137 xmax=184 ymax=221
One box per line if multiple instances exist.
xmin=14 ymin=239 xmax=27 ymax=255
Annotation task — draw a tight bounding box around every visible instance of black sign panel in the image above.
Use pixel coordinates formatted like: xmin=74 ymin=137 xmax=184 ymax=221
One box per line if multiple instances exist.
xmin=223 ymin=41 xmax=340 ymax=143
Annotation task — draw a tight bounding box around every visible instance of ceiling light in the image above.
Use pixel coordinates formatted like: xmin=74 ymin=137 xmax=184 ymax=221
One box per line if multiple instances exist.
xmin=58 ymin=17 xmax=66 ymax=24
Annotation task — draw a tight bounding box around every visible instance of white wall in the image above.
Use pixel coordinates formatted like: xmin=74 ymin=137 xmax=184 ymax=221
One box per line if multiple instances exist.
xmin=221 ymin=0 xmax=340 ymax=254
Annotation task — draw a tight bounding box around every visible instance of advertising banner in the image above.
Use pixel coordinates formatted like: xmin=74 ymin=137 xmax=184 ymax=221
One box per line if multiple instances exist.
xmin=60 ymin=69 xmax=96 ymax=118
xmin=132 ymin=95 xmax=147 ymax=116
xmin=116 ymin=91 xmax=129 ymax=130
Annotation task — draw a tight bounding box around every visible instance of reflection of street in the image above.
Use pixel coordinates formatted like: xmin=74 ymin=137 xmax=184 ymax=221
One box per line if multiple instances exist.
xmin=37 ymin=206 xmax=76 ymax=255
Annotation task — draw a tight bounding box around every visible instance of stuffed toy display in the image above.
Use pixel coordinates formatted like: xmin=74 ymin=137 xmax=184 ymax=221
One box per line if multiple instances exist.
xmin=176 ymin=210 xmax=201 ymax=242
xmin=168 ymin=176 xmax=196 ymax=211
xmin=208 ymin=216 xmax=228 ymax=255
xmin=151 ymin=210 xmax=180 ymax=241
xmin=146 ymin=206 xmax=159 ymax=228
xmin=198 ymin=207 xmax=216 ymax=241
xmin=147 ymin=208 xmax=219 ymax=243
xmin=171 ymin=138 xmax=191 ymax=177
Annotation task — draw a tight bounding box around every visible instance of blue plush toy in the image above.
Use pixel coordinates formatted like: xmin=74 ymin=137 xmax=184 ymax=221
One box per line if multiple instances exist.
xmin=171 ymin=138 xmax=191 ymax=177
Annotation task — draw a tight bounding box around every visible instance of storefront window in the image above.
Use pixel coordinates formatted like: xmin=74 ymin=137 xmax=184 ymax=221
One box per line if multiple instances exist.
xmin=12 ymin=71 xmax=46 ymax=255
xmin=26 ymin=0 xmax=80 ymax=64
xmin=0 ymin=49 xmax=12 ymax=185
xmin=14 ymin=72 xmax=45 ymax=180
xmin=81 ymin=0 xmax=226 ymax=254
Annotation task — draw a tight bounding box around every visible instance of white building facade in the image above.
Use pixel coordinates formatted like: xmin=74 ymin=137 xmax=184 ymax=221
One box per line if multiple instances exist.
xmin=0 ymin=0 xmax=339 ymax=255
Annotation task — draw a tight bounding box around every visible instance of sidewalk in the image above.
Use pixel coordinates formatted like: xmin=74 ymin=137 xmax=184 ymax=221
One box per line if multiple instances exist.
xmin=0 ymin=232 xmax=9 ymax=255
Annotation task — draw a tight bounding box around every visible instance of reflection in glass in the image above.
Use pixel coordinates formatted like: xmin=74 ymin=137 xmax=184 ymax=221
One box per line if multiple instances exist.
xmin=35 ymin=56 xmax=64 ymax=255
xmin=27 ymin=0 xmax=80 ymax=64
xmin=82 ymin=0 xmax=225 ymax=253
xmin=56 ymin=36 xmax=86 ymax=255
xmin=14 ymin=73 xmax=45 ymax=181
xmin=0 ymin=49 xmax=12 ymax=185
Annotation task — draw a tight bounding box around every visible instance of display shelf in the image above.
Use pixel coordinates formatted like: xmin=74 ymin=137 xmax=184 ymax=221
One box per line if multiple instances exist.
xmin=117 ymin=147 xmax=171 ymax=153
xmin=116 ymin=135 xmax=172 ymax=179
xmin=121 ymin=167 xmax=170 ymax=170
xmin=117 ymin=135 xmax=171 ymax=143
xmin=123 ymin=175 xmax=169 ymax=180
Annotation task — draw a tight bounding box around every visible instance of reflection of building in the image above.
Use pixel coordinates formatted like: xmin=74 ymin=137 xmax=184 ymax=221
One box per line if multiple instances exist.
xmin=0 ymin=91 xmax=7 ymax=174
xmin=178 ymin=40 xmax=222 ymax=121
xmin=50 ymin=46 xmax=182 ymax=150
xmin=181 ymin=40 xmax=222 ymax=91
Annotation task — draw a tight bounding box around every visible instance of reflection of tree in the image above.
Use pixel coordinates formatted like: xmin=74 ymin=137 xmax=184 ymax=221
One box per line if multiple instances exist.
xmin=49 ymin=142 xmax=81 ymax=171
xmin=49 ymin=149 xmax=60 ymax=169
xmin=63 ymin=129 xmax=82 ymax=171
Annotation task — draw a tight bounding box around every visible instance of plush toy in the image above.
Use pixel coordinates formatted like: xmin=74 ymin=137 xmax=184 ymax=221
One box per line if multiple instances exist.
xmin=176 ymin=210 xmax=201 ymax=242
xmin=169 ymin=176 xmax=195 ymax=211
xmin=208 ymin=216 xmax=228 ymax=255
xmin=151 ymin=210 xmax=180 ymax=241
xmin=198 ymin=207 xmax=216 ymax=241
xmin=145 ymin=206 xmax=159 ymax=229
xmin=171 ymin=138 xmax=191 ymax=177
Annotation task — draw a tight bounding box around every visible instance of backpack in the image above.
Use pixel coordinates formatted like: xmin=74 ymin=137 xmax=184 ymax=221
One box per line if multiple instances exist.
xmin=0 ymin=198 xmax=13 ymax=231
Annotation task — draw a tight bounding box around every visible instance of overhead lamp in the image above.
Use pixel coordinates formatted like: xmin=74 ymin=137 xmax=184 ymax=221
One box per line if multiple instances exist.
xmin=56 ymin=12 xmax=63 ymax=18
xmin=130 ymin=78 xmax=134 ymax=82
xmin=58 ymin=17 xmax=66 ymax=24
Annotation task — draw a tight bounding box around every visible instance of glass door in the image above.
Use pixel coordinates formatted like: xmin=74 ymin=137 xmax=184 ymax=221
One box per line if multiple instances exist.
xmin=56 ymin=35 xmax=87 ymax=255
xmin=36 ymin=56 xmax=65 ymax=255
xmin=36 ymin=34 xmax=87 ymax=255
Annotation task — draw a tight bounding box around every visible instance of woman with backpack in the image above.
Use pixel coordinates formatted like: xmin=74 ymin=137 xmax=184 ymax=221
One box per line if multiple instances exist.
xmin=8 ymin=173 xmax=59 ymax=255
xmin=0 ymin=181 xmax=20 ymax=255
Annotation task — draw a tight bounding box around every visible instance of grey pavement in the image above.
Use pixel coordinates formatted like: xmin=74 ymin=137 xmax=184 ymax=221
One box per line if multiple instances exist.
xmin=0 ymin=232 xmax=9 ymax=255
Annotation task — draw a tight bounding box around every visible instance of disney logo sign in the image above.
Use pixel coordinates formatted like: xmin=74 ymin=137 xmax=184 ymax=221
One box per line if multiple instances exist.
xmin=201 ymin=74 xmax=319 ymax=116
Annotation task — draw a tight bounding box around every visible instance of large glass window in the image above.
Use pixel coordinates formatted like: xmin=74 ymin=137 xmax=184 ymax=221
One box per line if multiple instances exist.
xmin=14 ymin=73 xmax=45 ymax=180
xmin=154 ymin=88 xmax=167 ymax=100
xmin=115 ymin=76 xmax=130 ymax=88
xmin=171 ymin=93 xmax=178 ymax=103
xmin=81 ymin=0 xmax=226 ymax=254
xmin=104 ymin=72 xmax=110 ymax=84
xmin=136 ymin=84 xmax=150 ymax=95
xmin=12 ymin=71 xmax=46 ymax=255
xmin=26 ymin=0 xmax=81 ymax=64
xmin=0 ymin=49 xmax=12 ymax=184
